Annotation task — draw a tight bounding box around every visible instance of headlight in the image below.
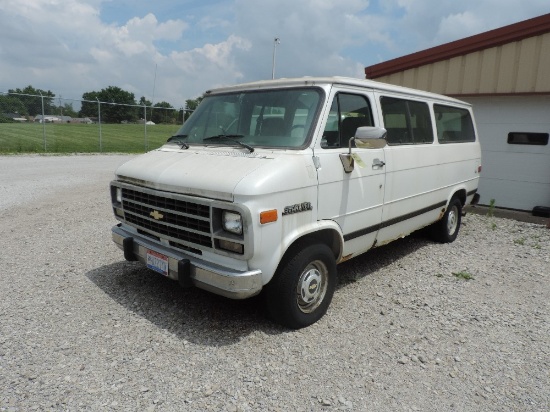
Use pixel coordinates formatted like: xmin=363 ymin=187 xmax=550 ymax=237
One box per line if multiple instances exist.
xmin=116 ymin=187 xmax=122 ymax=203
xmin=222 ymin=211 xmax=243 ymax=235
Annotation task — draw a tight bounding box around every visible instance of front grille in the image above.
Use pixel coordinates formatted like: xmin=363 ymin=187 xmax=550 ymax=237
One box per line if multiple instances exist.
xmin=122 ymin=189 xmax=210 ymax=217
xmin=121 ymin=187 xmax=212 ymax=249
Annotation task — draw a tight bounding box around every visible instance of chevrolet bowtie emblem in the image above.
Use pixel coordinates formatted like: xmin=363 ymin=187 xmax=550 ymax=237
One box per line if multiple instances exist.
xmin=150 ymin=210 xmax=164 ymax=220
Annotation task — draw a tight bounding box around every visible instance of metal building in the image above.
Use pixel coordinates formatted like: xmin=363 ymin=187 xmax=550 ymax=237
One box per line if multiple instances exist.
xmin=365 ymin=14 xmax=550 ymax=213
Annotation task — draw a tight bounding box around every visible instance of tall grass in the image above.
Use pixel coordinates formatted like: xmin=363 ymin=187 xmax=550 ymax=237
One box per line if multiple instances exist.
xmin=0 ymin=122 xmax=181 ymax=154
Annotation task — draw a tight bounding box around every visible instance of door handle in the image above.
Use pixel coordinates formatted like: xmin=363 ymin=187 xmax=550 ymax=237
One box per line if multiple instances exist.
xmin=372 ymin=158 xmax=385 ymax=168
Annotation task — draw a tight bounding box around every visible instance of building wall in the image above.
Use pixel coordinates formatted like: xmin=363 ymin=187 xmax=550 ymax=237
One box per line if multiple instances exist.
xmin=367 ymin=17 xmax=550 ymax=212
xmin=375 ymin=32 xmax=550 ymax=96
xmin=464 ymin=95 xmax=550 ymax=211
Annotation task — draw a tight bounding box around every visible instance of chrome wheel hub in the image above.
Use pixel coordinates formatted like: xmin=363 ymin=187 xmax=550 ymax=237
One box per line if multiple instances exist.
xmin=447 ymin=205 xmax=458 ymax=235
xmin=296 ymin=260 xmax=328 ymax=313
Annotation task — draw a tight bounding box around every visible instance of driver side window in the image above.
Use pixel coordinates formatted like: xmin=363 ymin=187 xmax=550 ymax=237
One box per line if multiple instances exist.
xmin=322 ymin=93 xmax=373 ymax=149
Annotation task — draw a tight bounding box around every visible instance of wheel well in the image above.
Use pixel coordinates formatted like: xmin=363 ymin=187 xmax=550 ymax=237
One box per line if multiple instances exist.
xmin=453 ymin=189 xmax=467 ymax=206
xmin=285 ymin=229 xmax=341 ymax=263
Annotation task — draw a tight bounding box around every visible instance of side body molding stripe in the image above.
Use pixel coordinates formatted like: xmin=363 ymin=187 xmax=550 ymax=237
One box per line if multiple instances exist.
xmin=343 ymin=200 xmax=447 ymax=242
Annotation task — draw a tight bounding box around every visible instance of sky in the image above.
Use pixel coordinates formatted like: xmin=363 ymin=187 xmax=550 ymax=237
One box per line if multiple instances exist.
xmin=1 ymin=0 xmax=549 ymax=109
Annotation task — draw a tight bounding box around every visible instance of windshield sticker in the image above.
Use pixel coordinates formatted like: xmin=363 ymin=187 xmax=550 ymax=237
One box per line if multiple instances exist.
xmin=282 ymin=202 xmax=313 ymax=216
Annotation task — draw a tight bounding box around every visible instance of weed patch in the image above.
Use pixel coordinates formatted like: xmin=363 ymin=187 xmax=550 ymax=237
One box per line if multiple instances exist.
xmin=452 ymin=271 xmax=475 ymax=280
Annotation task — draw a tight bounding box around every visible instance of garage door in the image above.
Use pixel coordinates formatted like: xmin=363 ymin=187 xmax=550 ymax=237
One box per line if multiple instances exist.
xmin=466 ymin=96 xmax=550 ymax=211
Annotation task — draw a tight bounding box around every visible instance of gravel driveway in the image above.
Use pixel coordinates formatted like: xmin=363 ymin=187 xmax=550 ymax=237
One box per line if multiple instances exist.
xmin=1 ymin=155 xmax=548 ymax=411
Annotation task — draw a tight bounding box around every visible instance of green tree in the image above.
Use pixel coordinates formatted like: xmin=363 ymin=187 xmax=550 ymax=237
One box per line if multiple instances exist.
xmin=8 ymin=85 xmax=55 ymax=115
xmin=152 ymin=101 xmax=176 ymax=124
xmin=184 ymin=96 xmax=203 ymax=120
xmin=80 ymin=86 xmax=137 ymax=123
xmin=0 ymin=94 xmax=28 ymax=116
xmin=79 ymin=91 xmax=100 ymax=119
xmin=53 ymin=102 xmax=78 ymax=118
xmin=139 ymin=96 xmax=153 ymax=122
xmin=136 ymin=98 xmax=177 ymax=124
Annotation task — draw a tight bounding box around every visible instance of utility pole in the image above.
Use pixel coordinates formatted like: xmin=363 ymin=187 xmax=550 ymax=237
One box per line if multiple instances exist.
xmin=272 ymin=37 xmax=280 ymax=79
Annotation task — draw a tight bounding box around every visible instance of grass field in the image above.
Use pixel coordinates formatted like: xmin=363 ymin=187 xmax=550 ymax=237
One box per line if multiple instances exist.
xmin=0 ymin=122 xmax=181 ymax=154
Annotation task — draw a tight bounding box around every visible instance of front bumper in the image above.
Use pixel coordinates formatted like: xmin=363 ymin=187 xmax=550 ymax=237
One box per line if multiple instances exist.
xmin=112 ymin=225 xmax=263 ymax=299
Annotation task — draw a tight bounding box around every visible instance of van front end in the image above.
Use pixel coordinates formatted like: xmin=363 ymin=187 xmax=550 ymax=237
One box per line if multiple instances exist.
xmin=110 ymin=181 xmax=263 ymax=299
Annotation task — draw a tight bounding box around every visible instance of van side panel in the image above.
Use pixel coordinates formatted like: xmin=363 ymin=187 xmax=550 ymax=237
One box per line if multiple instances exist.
xmin=372 ymin=92 xmax=481 ymax=246
xmin=377 ymin=142 xmax=480 ymax=245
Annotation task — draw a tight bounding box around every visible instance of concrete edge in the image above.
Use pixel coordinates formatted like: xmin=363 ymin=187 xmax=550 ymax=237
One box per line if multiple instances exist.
xmin=465 ymin=205 xmax=550 ymax=227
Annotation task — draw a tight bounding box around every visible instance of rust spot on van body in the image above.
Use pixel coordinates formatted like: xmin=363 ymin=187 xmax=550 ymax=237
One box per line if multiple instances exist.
xmin=341 ymin=253 xmax=354 ymax=262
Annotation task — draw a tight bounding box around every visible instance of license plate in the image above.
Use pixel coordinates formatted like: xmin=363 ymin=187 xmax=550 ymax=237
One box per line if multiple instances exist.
xmin=146 ymin=250 xmax=169 ymax=276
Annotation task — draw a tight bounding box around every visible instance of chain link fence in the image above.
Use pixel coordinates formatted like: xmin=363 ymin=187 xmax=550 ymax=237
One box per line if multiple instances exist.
xmin=0 ymin=92 xmax=191 ymax=153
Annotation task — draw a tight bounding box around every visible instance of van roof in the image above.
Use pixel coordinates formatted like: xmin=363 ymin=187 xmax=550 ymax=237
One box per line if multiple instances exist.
xmin=206 ymin=76 xmax=470 ymax=106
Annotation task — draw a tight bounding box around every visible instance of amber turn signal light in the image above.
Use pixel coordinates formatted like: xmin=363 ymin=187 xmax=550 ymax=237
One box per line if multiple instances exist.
xmin=260 ymin=209 xmax=278 ymax=224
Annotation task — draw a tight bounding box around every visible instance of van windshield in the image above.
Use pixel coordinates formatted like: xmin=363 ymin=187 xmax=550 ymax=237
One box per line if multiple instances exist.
xmin=170 ymin=88 xmax=323 ymax=149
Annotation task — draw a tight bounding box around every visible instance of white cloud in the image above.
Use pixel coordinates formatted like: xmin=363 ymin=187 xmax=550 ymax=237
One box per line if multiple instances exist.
xmin=166 ymin=35 xmax=252 ymax=96
xmin=0 ymin=0 xmax=191 ymax=104
xmin=198 ymin=16 xmax=231 ymax=31
xmin=382 ymin=0 xmax=550 ymax=50
xmin=229 ymin=0 xmax=387 ymax=80
xmin=0 ymin=0 xmax=548 ymax=109
xmin=436 ymin=12 xmax=484 ymax=43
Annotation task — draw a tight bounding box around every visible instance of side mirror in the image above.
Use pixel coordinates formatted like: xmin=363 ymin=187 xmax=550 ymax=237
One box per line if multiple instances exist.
xmin=354 ymin=126 xmax=387 ymax=149
xmin=340 ymin=126 xmax=387 ymax=173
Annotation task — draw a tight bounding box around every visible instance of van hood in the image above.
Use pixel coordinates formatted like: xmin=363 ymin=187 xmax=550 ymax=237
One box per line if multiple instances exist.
xmin=115 ymin=148 xmax=276 ymax=201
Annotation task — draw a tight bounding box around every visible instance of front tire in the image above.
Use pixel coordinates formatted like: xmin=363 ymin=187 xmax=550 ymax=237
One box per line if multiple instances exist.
xmin=430 ymin=197 xmax=462 ymax=243
xmin=264 ymin=242 xmax=337 ymax=329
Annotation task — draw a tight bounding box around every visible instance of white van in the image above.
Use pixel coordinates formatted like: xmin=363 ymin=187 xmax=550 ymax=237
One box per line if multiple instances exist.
xmin=110 ymin=77 xmax=481 ymax=328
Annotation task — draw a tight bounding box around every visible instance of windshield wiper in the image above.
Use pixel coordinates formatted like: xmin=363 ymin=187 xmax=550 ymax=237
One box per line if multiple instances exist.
xmin=203 ymin=134 xmax=254 ymax=153
xmin=167 ymin=134 xmax=189 ymax=149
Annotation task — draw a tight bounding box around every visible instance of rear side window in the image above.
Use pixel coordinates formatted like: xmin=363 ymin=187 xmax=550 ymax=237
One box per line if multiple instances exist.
xmin=380 ymin=97 xmax=433 ymax=145
xmin=434 ymin=104 xmax=475 ymax=143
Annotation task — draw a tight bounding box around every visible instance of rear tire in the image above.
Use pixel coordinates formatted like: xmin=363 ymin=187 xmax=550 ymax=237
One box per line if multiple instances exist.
xmin=430 ymin=197 xmax=462 ymax=243
xmin=264 ymin=241 xmax=337 ymax=329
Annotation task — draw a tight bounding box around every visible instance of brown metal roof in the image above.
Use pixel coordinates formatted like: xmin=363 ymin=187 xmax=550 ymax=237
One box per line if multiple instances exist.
xmin=365 ymin=13 xmax=550 ymax=79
